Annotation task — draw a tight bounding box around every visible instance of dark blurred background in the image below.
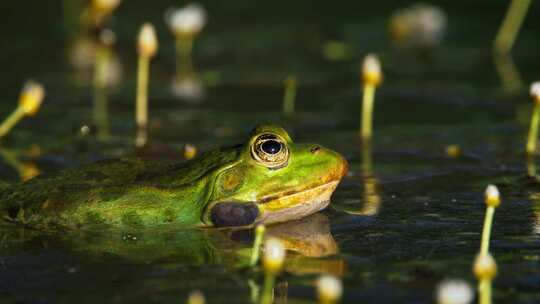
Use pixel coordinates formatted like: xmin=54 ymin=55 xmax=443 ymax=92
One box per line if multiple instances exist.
xmin=1 ymin=1 xmax=539 ymax=94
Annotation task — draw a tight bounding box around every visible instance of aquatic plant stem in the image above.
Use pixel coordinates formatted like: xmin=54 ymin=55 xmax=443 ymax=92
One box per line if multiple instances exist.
xmin=494 ymin=53 xmax=522 ymax=92
xmin=93 ymin=43 xmax=111 ymax=140
xmin=494 ymin=0 xmax=531 ymax=55
xmin=250 ymin=225 xmax=266 ymax=267
xmin=361 ymin=140 xmax=372 ymax=174
xmin=135 ymin=55 xmax=150 ymax=147
xmin=359 ymin=141 xmax=380 ymax=216
xmin=526 ymin=155 xmax=536 ymax=177
xmin=361 ymin=84 xmax=376 ymax=139
xmin=478 ymin=280 xmax=491 ymax=304
xmin=0 ymin=107 xmax=25 ymax=139
xmin=0 ymin=148 xmax=39 ymax=181
xmin=248 ymin=279 xmax=260 ymax=304
xmin=175 ymin=35 xmax=194 ymax=77
xmin=526 ymin=103 xmax=540 ymax=155
xmin=320 ymin=298 xmax=336 ymax=304
xmin=475 ymin=185 xmax=499 ymax=304
xmin=480 ymin=206 xmax=495 ymax=255
xmin=283 ymin=76 xmax=297 ymax=117
xmin=136 ymin=55 xmax=150 ymax=129
xmin=135 ymin=23 xmax=158 ymax=147
xmin=260 ymin=274 xmax=275 ymax=304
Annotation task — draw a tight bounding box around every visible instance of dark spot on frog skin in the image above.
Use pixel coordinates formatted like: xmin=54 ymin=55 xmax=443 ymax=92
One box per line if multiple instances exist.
xmin=211 ymin=202 xmax=259 ymax=227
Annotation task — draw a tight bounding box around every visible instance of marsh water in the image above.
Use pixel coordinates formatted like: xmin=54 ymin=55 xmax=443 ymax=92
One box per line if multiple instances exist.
xmin=2 ymin=1 xmax=540 ymax=303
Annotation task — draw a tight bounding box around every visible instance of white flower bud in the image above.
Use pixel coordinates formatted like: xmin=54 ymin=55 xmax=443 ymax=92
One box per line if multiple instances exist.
xmin=138 ymin=23 xmax=158 ymax=58
xmin=166 ymin=4 xmax=207 ymax=36
xmin=436 ymin=279 xmax=473 ymax=304
xmin=316 ymin=275 xmax=343 ymax=303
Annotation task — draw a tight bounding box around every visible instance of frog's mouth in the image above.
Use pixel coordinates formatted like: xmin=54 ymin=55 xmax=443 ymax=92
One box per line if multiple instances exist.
xmin=255 ymin=180 xmax=340 ymax=225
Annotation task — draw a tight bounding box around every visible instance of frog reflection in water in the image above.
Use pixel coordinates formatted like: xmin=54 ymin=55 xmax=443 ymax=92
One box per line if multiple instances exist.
xmin=0 ymin=125 xmax=347 ymax=229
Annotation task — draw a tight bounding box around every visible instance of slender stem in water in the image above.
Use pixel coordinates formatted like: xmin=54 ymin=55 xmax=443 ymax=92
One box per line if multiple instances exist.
xmin=135 ymin=23 xmax=158 ymax=147
xmin=93 ymin=44 xmax=111 ymax=140
xmin=485 ymin=280 xmax=492 ymax=304
xmin=0 ymin=148 xmax=19 ymax=171
xmin=361 ymin=84 xmax=376 ymax=139
xmin=250 ymin=225 xmax=266 ymax=267
xmin=175 ymin=35 xmax=194 ymax=77
xmin=526 ymin=155 xmax=536 ymax=177
xmin=480 ymin=207 xmax=495 ymax=256
xmin=494 ymin=0 xmax=532 ymax=55
xmin=248 ymin=279 xmax=260 ymax=304
xmin=494 ymin=52 xmax=523 ymax=92
xmin=0 ymin=107 xmax=25 ymax=139
xmin=135 ymin=55 xmax=150 ymax=147
xmin=136 ymin=55 xmax=150 ymax=129
xmin=361 ymin=140 xmax=372 ymax=175
xmin=478 ymin=279 xmax=492 ymax=304
xmin=135 ymin=127 xmax=148 ymax=149
xmin=527 ymin=103 xmax=540 ymax=155
xmin=260 ymin=274 xmax=275 ymax=304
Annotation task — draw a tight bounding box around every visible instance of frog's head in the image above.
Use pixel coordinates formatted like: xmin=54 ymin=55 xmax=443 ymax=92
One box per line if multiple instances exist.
xmin=203 ymin=124 xmax=348 ymax=227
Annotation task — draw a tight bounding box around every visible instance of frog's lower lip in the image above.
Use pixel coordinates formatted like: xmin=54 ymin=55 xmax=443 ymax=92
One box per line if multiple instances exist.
xmin=256 ymin=180 xmax=340 ymax=225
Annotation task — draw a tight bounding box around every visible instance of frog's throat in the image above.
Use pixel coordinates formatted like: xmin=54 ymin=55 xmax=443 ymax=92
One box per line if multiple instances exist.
xmin=256 ymin=180 xmax=339 ymax=225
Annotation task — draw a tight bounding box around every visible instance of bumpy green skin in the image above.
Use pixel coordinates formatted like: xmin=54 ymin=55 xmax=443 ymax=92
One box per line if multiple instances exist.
xmin=0 ymin=149 xmax=239 ymax=229
xmin=0 ymin=124 xmax=346 ymax=229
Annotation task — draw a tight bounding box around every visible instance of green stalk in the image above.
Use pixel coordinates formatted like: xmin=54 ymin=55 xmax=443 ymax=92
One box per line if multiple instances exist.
xmin=0 ymin=148 xmax=23 ymax=174
xmin=478 ymin=279 xmax=492 ymax=304
xmin=248 ymin=279 xmax=260 ymax=304
xmin=0 ymin=107 xmax=25 ymax=139
xmin=135 ymin=127 xmax=148 ymax=148
xmin=260 ymin=274 xmax=275 ymax=304
xmin=136 ymin=55 xmax=150 ymax=129
xmin=526 ymin=155 xmax=536 ymax=177
xmin=135 ymin=55 xmax=150 ymax=147
xmin=93 ymin=44 xmax=111 ymax=140
xmin=175 ymin=35 xmax=194 ymax=77
xmin=480 ymin=206 xmax=495 ymax=255
xmin=250 ymin=225 xmax=266 ymax=267
xmin=494 ymin=0 xmax=532 ymax=55
xmin=361 ymin=84 xmax=376 ymax=139
xmin=527 ymin=103 xmax=540 ymax=155
xmin=494 ymin=52 xmax=523 ymax=92
xmin=361 ymin=140 xmax=372 ymax=175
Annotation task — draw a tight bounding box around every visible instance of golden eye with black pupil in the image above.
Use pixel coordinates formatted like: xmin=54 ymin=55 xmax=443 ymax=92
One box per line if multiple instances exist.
xmin=251 ymin=134 xmax=289 ymax=169
xmin=261 ymin=140 xmax=281 ymax=154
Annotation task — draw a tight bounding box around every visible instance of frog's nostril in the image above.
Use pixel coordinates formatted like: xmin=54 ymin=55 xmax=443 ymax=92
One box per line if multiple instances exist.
xmin=310 ymin=145 xmax=321 ymax=153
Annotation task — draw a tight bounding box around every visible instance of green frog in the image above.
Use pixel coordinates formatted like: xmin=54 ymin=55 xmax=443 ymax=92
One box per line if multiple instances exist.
xmin=0 ymin=124 xmax=347 ymax=229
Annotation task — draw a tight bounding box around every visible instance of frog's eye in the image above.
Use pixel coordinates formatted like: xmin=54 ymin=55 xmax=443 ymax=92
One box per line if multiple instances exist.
xmin=251 ymin=134 xmax=289 ymax=169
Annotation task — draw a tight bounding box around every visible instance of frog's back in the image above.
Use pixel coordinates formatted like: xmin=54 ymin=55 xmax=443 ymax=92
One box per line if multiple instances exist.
xmin=0 ymin=148 xmax=240 ymax=229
